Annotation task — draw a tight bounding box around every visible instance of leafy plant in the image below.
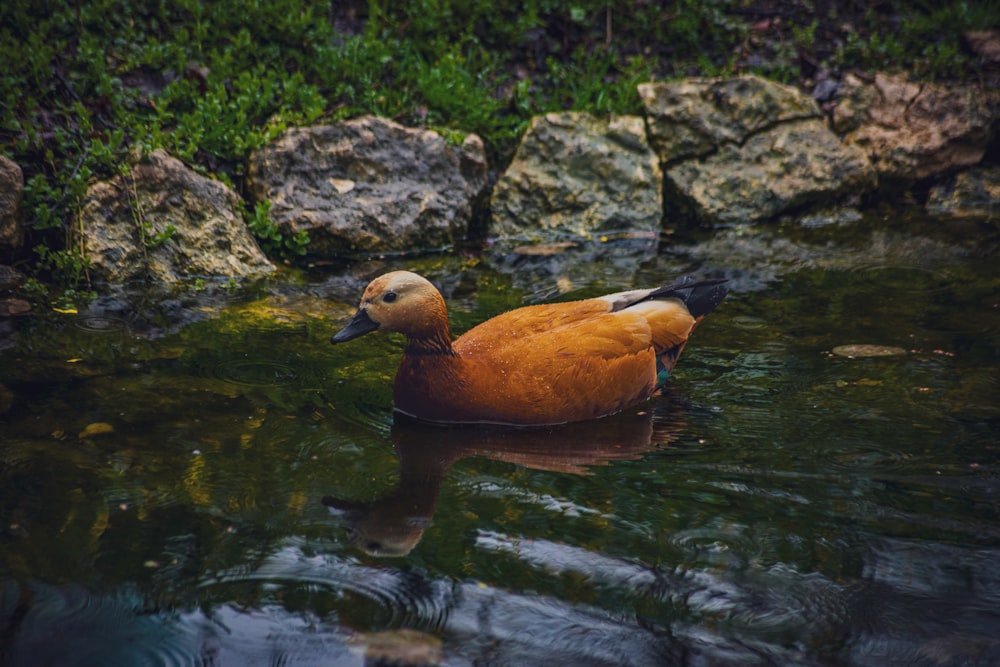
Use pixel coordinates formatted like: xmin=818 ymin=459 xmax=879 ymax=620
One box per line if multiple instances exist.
xmin=246 ymin=201 xmax=310 ymax=262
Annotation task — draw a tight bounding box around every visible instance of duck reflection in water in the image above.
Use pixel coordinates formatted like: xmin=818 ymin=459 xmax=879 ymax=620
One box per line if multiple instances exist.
xmin=323 ymin=406 xmax=685 ymax=557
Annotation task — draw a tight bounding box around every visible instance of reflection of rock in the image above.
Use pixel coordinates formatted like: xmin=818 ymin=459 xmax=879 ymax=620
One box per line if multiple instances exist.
xmin=247 ymin=116 xmax=488 ymax=256
xmin=489 ymin=112 xmax=662 ymax=240
xmin=324 ymin=409 xmax=673 ymax=557
xmin=833 ymin=73 xmax=1000 ymax=181
xmin=683 ymin=217 xmax=970 ymax=292
xmin=926 ymin=165 xmax=1000 ymax=219
xmin=78 ymin=150 xmax=275 ymax=282
xmin=0 ymin=154 xmax=24 ymax=250
xmin=487 ymin=234 xmax=660 ymax=298
xmin=641 ymin=76 xmax=874 ymax=226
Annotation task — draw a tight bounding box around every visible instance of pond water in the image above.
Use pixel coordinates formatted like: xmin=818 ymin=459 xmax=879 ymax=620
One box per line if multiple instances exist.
xmin=1 ymin=213 xmax=999 ymax=666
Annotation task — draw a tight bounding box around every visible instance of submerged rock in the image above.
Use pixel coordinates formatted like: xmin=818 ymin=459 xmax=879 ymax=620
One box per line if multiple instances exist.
xmin=78 ymin=150 xmax=275 ymax=282
xmin=489 ymin=112 xmax=662 ymax=239
xmin=831 ymin=344 xmax=908 ymax=358
xmin=832 ymin=73 xmax=1000 ymax=181
xmin=641 ymin=76 xmax=874 ymax=226
xmin=0 ymin=155 xmax=24 ymax=250
xmin=247 ymin=116 xmax=488 ymax=256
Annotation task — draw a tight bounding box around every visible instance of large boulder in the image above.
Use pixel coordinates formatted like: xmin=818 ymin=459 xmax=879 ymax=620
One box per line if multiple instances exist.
xmin=832 ymin=72 xmax=1000 ymax=181
xmin=78 ymin=149 xmax=275 ymax=282
xmin=639 ymin=74 xmax=819 ymax=163
xmin=641 ymin=76 xmax=875 ymax=226
xmin=489 ymin=112 xmax=662 ymax=239
xmin=0 ymin=155 xmax=24 ymax=250
xmin=664 ymin=118 xmax=875 ymax=226
xmin=247 ymin=116 xmax=488 ymax=256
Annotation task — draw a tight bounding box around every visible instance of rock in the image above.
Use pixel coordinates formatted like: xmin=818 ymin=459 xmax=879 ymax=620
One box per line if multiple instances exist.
xmin=812 ymin=77 xmax=840 ymax=104
xmin=640 ymin=76 xmax=874 ymax=226
xmin=0 ymin=264 xmax=25 ymax=289
xmin=832 ymin=73 xmax=1000 ymax=181
xmin=78 ymin=150 xmax=275 ymax=282
xmin=0 ymin=155 xmax=24 ymax=249
xmin=247 ymin=116 xmax=488 ymax=256
xmin=831 ymin=344 xmax=907 ymax=358
xmin=489 ymin=112 xmax=662 ymax=239
xmin=965 ymin=30 xmax=1000 ymax=64
xmin=926 ymin=165 xmax=1000 ymax=219
xmin=639 ymin=75 xmax=821 ymax=163
xmin=665 ymin=117 xmax=875 ymax=226
xmin=0 ymin=298 xmax=31 ymax=317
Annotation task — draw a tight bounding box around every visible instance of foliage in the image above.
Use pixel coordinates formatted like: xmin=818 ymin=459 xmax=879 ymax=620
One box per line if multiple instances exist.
xmin=1 ymin=0 xmax=996 ymax=285
xmin=246 ymin=201 xmax=311 ymax=262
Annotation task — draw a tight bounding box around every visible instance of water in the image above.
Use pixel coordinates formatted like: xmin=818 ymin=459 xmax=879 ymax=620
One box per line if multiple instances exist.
xmin=1 ymin=213 xmax=999 ymax=666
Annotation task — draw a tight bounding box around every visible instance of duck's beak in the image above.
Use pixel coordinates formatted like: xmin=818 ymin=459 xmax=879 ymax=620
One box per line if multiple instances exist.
xmin=331 ymin=308 xmax=379 ymax=344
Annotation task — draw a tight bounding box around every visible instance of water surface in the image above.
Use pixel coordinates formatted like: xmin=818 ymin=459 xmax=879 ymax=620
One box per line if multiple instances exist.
xmin=1 ymin=214 xmax=998 ymax=665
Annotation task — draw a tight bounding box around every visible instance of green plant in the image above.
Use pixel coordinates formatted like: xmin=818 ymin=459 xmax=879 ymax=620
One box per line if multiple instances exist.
xmin=246 ymin=201 xmax=310 ymax=262
xmin=2 ymin=0 xmax=996 ymax=291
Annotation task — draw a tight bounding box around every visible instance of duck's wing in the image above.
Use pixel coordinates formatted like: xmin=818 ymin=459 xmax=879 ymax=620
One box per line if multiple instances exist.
xmin=599 ymin=276 xmax=729 ymax=318
xmin=438 ymin=278 xmax=727 ymax=423
xmin=454 ymin=299 xmax=612 ymax=348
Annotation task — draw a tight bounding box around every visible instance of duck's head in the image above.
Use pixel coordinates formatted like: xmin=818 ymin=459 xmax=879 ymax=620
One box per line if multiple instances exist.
xmin=331 ymin=271 xmax=448 ymax=344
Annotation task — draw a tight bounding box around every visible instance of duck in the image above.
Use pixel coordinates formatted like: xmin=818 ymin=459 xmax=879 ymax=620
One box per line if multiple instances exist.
xmin=331 ymin=271 xmax=728 ymax=426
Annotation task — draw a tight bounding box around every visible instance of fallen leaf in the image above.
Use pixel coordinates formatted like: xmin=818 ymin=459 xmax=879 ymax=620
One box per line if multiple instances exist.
xmin=79 ymin=422 xmax=115 ymax=438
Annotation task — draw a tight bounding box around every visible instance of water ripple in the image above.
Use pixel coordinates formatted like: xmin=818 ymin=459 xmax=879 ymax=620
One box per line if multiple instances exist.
xmin=1 ymin=581 xmax=199 ymax=667
xmin=847 ymin=263 xmax=955 ymax=294
xmin=668 ymin=524 xmax=755 ymax=568
xmin=72 ymin=314 xmax=131 ymax=334
xmin=202 ymin=544 xmax=452 ymax=630
xmin=818 ymin=439 xmax=911 ymax=472
xmin=208 ymin=358 xmax=300 ymax=387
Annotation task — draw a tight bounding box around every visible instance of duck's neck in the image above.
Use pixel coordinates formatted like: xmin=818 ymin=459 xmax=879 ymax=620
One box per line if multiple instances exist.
xmin=404 ymin=330 xmax=457 ymax=356
xmin=402 ymin=289 xmax=458 ymax=356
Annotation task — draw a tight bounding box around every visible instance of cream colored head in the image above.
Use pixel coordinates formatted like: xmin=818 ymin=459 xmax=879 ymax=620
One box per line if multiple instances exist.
xmin=331 ymin=271 xmax=449 ymax=343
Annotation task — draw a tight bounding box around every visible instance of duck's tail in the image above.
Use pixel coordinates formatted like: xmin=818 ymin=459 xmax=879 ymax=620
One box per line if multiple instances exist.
xmin=650 ymin=276 xmax=729 ymax=384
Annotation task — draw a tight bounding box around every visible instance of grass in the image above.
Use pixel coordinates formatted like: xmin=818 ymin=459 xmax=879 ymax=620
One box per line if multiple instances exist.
xmin=1 ymin=0 xmax=997 ymax=291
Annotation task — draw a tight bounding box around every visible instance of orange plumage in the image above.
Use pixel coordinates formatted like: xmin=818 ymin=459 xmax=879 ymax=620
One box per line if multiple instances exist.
xmin=332 ymin=271 xmax=727 ymax=426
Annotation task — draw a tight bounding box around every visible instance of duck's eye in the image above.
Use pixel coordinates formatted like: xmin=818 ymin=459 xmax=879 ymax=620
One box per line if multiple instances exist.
xmin=383 ymin=291 xmax=397 ymax=303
